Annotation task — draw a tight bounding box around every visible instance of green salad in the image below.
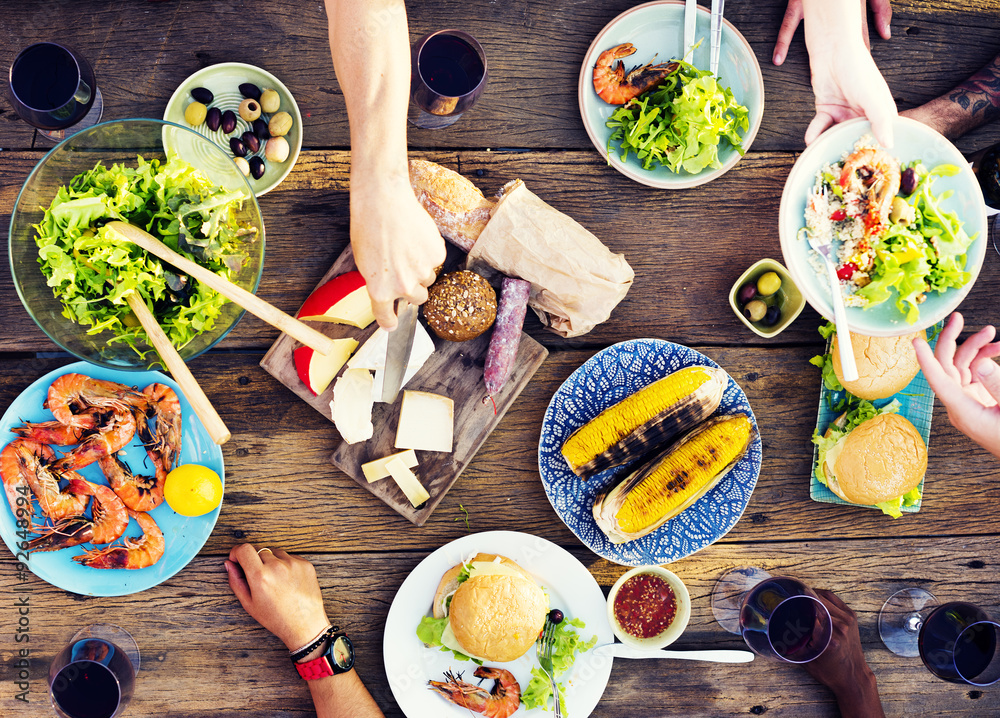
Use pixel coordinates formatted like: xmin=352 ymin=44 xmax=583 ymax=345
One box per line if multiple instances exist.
xmin=33 ymin=156 xmax=253 ymax=356
xmin=605 ymin=59 xmax=750 ymax=174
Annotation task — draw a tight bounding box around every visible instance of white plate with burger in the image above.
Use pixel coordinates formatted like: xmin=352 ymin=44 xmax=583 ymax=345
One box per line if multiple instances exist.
xmin=383 ymin=530 xmax=613 ymax=717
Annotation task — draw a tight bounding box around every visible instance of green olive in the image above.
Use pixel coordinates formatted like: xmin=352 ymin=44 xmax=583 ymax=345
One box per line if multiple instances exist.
xmin=121 ymin=311 xmax=142 ymax=328
xmin=744 ymin=299 xmax=767 ymax=322
xmin=889 ymin=196 xmax=915 ymax=225
xmin=756 ymin=271 xmax=782 ymax=297
xmin=184 ymin=101 xmax=208 ymax=126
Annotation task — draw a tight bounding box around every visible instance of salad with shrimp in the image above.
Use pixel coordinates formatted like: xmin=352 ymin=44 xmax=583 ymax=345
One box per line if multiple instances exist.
xmin=800 ymin=137 xmax=978 ymax=324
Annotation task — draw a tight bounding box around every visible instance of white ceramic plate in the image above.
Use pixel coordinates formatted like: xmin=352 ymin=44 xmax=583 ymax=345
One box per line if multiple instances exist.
xmin=779 ymin=116 xmax=988 ymax=336
xmin=578 ymin=0 xmax=764 ymax=189
xmin=383 ymin=531 xmax=614 ymax=717
xmin=163 ymin=62 xmax=302 ymax=195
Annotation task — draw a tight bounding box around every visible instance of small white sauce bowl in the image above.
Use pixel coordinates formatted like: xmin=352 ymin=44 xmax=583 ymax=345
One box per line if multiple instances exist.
xmin=606 ymin=565 xmax=691 ymax=650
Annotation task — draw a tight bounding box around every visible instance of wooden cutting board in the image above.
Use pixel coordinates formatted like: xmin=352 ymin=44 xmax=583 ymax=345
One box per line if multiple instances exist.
xmin=260 ymin=245 xmax=548 ymax=526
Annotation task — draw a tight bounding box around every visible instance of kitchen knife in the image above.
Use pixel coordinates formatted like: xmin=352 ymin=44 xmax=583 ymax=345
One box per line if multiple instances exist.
xmin=594 ymin=644 xmax=754 ymax=662
xmin=683 ymin=0 xmax=697 ymax=61
xmin=381 ymin=301 xmax=418 ymax=403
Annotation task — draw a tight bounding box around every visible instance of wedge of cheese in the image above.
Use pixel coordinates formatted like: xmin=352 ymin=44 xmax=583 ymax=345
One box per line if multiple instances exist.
xmin=395 ymin=390 xmax=454 ymax=453
xmin=331 ymin=369 xmax=374 ymax=444
xmin=361 ymin=449 xmax=419 ymax=483
xmin=347 ymin=325 xmax=436 ymax=402
xmin=386 ymin=456 xmax=430 ymax=507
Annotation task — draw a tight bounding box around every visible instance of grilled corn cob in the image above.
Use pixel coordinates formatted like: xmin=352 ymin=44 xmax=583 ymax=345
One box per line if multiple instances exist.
xmin=593 ymin=413 xmax=754 ymax=544
xmin=561 ymin=365 xmax=727 ymax=479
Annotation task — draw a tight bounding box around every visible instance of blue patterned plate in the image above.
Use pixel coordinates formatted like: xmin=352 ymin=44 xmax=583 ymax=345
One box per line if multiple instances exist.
xmin=538 ymin=339 xmax=762 ymax=566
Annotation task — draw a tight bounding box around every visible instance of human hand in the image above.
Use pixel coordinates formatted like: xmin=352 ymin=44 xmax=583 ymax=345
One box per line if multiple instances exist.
xmin=803 ymin=589 xmax=885 ymax=718
xmin=350 ymin=173 xmax=445 ymax=330
xmin=773 ymin=0 xmax=892 ymax=66
xmin=225 ymin=544 xmax=331 ymax=651
xmin=913 ymin=312 xmax=1000 ymax=459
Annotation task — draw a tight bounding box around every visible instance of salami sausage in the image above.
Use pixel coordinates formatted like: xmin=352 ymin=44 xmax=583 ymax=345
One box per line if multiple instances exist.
xmin=484 ymin=277 xmax=531 ymax=395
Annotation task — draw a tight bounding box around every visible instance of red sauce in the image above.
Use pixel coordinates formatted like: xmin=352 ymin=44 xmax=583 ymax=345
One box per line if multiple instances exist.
xmin=613 ymin=573 xmax=677 ymax=639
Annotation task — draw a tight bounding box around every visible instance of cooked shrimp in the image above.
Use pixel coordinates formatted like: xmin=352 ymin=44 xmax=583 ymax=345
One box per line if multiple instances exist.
xmin=50 ymin=409 xmax=136 ymax=472
xmin=839 ymin=147 xmax=901 ymax=240
xmin=99 ymin=453 xmax=163 ymax=512
xmin=45 ymin=373 xmax=145 ymax=429
xmin=1 ymin=441 xmax=36 ymax=521
xmin=136 ymin=383 xmax=182 ymax=477
xmin=9 ymin=440 xmax=89 ymax=521
xmin=28 ymin=477 xmax=128 ymax=551
xmin=427 ymin=667 xmax=521 ymax=718
xmin=593 ymin=43 xmax=679 ymax=105
xmin=11 ymin=420 xmax=88 ymax=446
xmin=73 ymin=509 xmax=164 ymax=569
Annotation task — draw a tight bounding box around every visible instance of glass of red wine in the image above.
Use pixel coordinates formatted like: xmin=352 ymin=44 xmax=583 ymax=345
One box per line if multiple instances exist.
xmin=49 ymin=624 xmax=139 ymax=718
xmin=409 ymin=30 xmax=487 ymax=130
xmin=879 ymin=588 xmax=1000 ymax=685
xmin=8 ymin=42 xmax=104 ymax=141
xmin=711 ymin=566 xmax=833 ymax=663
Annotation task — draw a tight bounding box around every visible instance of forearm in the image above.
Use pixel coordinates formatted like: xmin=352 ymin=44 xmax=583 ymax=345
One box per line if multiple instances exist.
xmin=802 ymin=0 xmax=865 ymax=59
xmin=308 ymin=671 xmax=385 ymax=718
xmin=325 ymin=0 xmax=411 ymax=189
xmin=904 ymin=55 xmax=1000 ymax=139
xmin=829 ymin=667 xmax=885 ymax=718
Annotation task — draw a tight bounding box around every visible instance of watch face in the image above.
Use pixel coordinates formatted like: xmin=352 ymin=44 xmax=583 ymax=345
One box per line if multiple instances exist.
xmin=331 ymin=635 xmax=354 ymax=670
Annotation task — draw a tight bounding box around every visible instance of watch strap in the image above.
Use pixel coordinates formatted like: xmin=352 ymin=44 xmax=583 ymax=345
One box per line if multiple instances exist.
xmin=295 ymin=653 xmax=337 ymax=680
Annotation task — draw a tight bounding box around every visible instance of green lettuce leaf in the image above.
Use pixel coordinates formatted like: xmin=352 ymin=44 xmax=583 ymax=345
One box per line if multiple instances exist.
xmin=522 ymin=617 xmax=597 ymax=714
xmin=414 ymin=616 xmax=481 ymax=664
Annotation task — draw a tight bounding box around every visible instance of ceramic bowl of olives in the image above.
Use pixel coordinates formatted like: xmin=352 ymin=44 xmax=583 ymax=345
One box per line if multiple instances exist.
xmin=163 ymin=62 xmax=302 ymax=196
xmin=729 ymin=258 xmax=805 ymax=338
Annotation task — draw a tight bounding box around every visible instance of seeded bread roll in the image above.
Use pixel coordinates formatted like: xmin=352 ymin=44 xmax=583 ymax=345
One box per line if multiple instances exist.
xmin=423 ymin=271 xmax=497 ymax=342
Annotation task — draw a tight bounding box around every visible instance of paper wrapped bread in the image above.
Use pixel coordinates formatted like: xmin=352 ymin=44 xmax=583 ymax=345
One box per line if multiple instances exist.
xmin=467 ymin=181 xmax=634 ymax=337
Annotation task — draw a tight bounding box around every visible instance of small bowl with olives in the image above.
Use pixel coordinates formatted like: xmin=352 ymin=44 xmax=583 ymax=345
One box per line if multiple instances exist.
xmin=729 ymin=258 xmax=805 ymax=338
xmin=163 ymin=62 xmax=302 ymax=196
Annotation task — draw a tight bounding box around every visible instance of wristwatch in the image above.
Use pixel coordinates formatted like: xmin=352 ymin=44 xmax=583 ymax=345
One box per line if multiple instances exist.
xmin=294 ymin=630 xmax=355 ymax=680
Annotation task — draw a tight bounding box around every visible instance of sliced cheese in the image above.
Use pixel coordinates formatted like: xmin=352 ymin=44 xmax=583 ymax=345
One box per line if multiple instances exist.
xmin=386 ymin=456 xmax=430 ymax=507
xmin=361 ymin=449 xmax=419 ymax=483
xmin=395 ymin=390 xmax=454 ymax=453
xmin=347 ymin=325 xmax=436 ymax=403
xmin=331 ymin=369 xmax=374 ymax=444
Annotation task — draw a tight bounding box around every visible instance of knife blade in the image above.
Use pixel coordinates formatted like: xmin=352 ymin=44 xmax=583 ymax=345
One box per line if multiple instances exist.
xmin=381 ymin=301 xmax=418 ymax=403
xmin=683 ymin=0 xmax=697 ymax=62
xmin=593 ymin=644 xmax=754 ymax=662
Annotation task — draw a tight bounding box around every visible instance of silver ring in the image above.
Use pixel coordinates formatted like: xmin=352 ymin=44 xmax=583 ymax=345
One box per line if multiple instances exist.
xmin=257 ymin=547 xmax=273 ymax=557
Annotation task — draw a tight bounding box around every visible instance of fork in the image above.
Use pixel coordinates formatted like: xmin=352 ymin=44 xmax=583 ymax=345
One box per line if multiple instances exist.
xmin=536 ymin=618 xmax=562 ymax=718
xmin=808 ymin=188 xmax=859 ymax=381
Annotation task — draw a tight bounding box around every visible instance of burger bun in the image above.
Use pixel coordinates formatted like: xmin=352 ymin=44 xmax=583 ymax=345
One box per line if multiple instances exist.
xmin=832 ymin=330 xmax=925 ymax=400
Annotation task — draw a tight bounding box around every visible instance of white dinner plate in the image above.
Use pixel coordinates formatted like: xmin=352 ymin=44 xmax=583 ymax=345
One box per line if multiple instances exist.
xmin=383 ymin=530 xmax=614 ymax=717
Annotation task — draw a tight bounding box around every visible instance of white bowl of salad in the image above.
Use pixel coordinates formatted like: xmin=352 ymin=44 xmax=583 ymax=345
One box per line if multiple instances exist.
xmin=779 ymin=116 xmax=987 ymax=337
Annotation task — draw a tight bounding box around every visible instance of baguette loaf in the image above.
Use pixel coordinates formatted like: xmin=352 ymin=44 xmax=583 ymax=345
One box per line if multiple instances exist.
xmin=408 ymin=159 xmax=496 ymax=251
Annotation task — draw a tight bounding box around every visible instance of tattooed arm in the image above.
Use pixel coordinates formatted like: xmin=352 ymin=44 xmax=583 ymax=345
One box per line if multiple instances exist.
xmin=902 ymin=54 xmax=1000 ymax=139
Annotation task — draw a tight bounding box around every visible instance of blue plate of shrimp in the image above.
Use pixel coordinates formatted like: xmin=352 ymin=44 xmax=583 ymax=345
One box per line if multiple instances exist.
xmin=0 ymin=361 xmax=224 ymax=596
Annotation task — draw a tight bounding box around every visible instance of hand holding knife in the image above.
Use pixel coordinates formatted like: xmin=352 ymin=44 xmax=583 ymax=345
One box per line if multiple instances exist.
xmin=381 ymin=300 xmax=419 ymax=403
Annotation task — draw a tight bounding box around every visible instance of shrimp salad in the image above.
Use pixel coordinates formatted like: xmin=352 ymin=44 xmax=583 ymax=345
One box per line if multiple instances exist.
xmin=800 ymin=137 xmax=977 ymax=324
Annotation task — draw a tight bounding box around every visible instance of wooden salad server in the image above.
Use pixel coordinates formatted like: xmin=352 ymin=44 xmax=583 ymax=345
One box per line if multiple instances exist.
xmin=126 ymin=293 xmax=231 ymax=445
xmin=106 ymin=221 xmax=340 ymax=356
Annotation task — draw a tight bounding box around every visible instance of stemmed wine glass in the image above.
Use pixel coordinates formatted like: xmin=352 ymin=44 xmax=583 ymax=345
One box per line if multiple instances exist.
xmin=49 ymin=624 xmax=139 ymax=718
xmin=408 ymin=30 xmax=487 ymax=130
xmin=712 ymin=566 xmax=833 ymax=663
xmin=8 ymin=42 xmax=104 ymax=141
xmin=879 ymin=588 xmax=1000 ymax=685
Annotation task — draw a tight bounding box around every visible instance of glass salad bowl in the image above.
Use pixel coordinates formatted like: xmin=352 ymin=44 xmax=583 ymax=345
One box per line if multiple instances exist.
xmin=9 ymin=118 xmax=265 ymax=369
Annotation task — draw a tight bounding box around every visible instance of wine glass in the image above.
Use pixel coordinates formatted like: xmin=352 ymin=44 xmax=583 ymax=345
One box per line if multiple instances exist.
xmin=408 ymin=30 xmax=487 ymax=130
xmin=8 ymin=42 xmax=104 ymax=141
xmin=879 ymin=588 xmax=1000 ymax=685
xmin=712 ymin=566 xmax=833 ymax=663
xmin=48 ymin=624 xmax=139 ymax=718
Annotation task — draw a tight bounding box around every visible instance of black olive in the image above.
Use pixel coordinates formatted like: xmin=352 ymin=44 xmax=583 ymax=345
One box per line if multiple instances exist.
xmin=548 ymin=609 xmax=564 ymax=624
xmin=252 ymin=118 xmax=270 ymax=140
xmin=238 ymin=82 xmax=262 ymax=100
xmin=901 ymin=167 xmax=918 ymax=196
xmin=764 ymin=305 xmax=782 ymax=326
xmin=190 ymin=87 xmax=214 ymax=104
xmin=241 ymin=131 xmax=260 ymax=154
xmin=206 ymin=106 xmax=222 ymax=132
xmin=248 ymin=156 xmax=265 ymax=180
xmin=221 ymin=109 xmax=238 ymax=134
xmin=230 ymin=137 xmax=247 ymax=157
xmin=164 ymin=271 xmax=189 ymax=293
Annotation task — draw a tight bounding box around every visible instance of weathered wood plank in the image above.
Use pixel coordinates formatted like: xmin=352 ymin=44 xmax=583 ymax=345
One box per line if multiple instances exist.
xmin=1 ymin=1 xmax=1000 ymax=152
xmin=2 ymin=349 xmax=997 ymax=554
xmin=2 ymin=538 xmax=997 ymax=717
xmin=3 ymin=150 xmax=998 ymax=353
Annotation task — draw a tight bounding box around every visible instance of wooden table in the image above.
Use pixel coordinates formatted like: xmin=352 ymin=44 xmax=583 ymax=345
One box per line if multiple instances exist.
xmin=2 ymin=1 xmax=1000 ymax=716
